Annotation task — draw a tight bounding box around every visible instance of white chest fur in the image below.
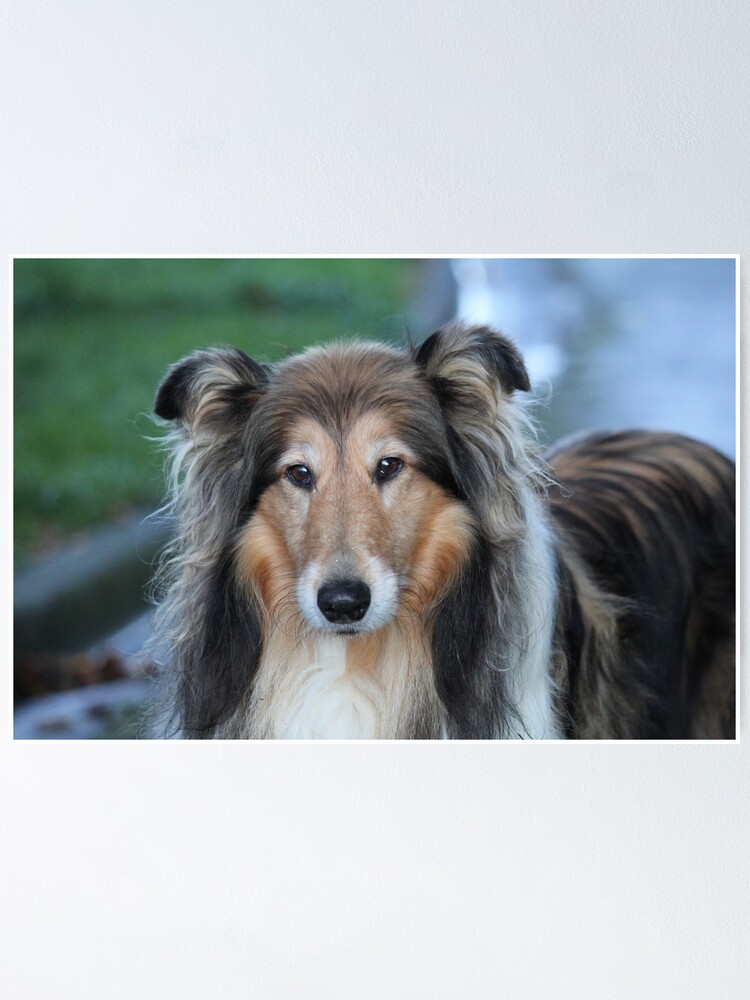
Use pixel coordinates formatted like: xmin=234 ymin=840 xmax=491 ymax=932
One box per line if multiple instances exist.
xmin=253 ymin=637 xmax=384 ymax=740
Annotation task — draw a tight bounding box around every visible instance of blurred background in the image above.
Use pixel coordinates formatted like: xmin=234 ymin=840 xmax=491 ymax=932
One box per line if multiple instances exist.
xmin=13 ymin=256 xmax=737 ymax=738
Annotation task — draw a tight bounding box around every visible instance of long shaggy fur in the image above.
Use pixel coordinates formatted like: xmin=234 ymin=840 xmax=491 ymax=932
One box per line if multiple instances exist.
xmin=146 ymin=323 xmax=736 ymax=740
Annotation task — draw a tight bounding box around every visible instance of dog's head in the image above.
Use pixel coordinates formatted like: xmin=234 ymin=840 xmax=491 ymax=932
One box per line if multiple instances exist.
xmin=155 ymin=324 xmax=530 ymax=731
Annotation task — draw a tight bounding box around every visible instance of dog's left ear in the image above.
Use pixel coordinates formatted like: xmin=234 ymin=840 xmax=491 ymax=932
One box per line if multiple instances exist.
xmin=413 ymin=322 xmax=530 ymax=398
xmin=413 ymin=324 xmax=531 ymax=515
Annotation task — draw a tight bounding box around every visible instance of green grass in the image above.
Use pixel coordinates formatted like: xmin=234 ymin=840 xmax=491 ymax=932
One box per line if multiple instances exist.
xmin=14 ymin=258 xmax=418 ymax=563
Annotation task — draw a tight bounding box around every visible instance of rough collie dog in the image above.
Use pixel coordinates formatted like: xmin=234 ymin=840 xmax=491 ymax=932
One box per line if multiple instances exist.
xmin=148 ymin=323 xmax=735 ymax=739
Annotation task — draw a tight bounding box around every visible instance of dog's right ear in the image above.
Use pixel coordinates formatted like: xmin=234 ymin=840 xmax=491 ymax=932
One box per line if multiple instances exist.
xmin=155 ymin=348 xmax=269 ymax=429
xmin=413 ymin=322 xmax=530 ymax=398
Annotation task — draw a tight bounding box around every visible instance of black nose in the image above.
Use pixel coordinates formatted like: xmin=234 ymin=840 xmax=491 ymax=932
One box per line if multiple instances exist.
xmin=317 ymin=579 xmax=371 ymax=624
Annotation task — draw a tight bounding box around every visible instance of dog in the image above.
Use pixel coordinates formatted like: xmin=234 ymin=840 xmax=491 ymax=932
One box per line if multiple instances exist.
xmin=147 ymin=323 xmax=735 ymax=739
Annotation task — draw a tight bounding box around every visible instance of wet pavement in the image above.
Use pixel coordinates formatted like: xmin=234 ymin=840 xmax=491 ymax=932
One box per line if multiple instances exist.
xmin=453 ymin=257 xmax=736 ymax=457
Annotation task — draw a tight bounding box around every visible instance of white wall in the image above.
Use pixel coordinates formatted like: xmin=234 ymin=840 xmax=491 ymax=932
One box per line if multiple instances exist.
xmin=3 ymin=3 xmax=747 ymax=997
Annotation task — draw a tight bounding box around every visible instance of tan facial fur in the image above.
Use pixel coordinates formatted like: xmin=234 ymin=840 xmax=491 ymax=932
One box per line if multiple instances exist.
xmin=236 ymin=412 xmax=476 ymax=638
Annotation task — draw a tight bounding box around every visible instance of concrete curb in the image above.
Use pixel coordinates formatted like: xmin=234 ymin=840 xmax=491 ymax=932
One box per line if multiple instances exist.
xmin=14 ymin=511 xmax=173 ymax=661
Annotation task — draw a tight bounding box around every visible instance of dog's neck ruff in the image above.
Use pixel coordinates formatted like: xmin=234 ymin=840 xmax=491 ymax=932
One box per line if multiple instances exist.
xmin=250 ymin=637 xmax=384 ymax=740
xmin=233 ymin=631 xmax=560 ymax=741
xmin=231 ymin=628 xmax=443 ymax=740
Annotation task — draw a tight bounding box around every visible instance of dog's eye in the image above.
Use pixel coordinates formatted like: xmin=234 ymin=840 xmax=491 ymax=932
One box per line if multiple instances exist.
xmin=375 ymin=457 xmax=403 ymax=483
xmin=286 ymin=464 xmax=314 ymax=489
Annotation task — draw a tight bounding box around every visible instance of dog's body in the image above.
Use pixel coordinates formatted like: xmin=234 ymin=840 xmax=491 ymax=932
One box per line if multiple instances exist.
xmin=148 ymin=324 xmax=735 ymax=739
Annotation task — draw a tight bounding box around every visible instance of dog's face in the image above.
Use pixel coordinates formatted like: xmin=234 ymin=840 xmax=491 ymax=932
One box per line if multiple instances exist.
xmin=235 ymin=408 xmax=475 ymax=636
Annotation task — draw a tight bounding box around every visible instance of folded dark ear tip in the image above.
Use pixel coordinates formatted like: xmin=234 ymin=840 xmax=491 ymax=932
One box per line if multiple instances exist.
xmin=413 ymin=330 xmax=441 ymax=368
xmin=491 ymin=339 xmax=531 ymax=393
xmin=154 ymin=358 xmax=200 ymax=421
